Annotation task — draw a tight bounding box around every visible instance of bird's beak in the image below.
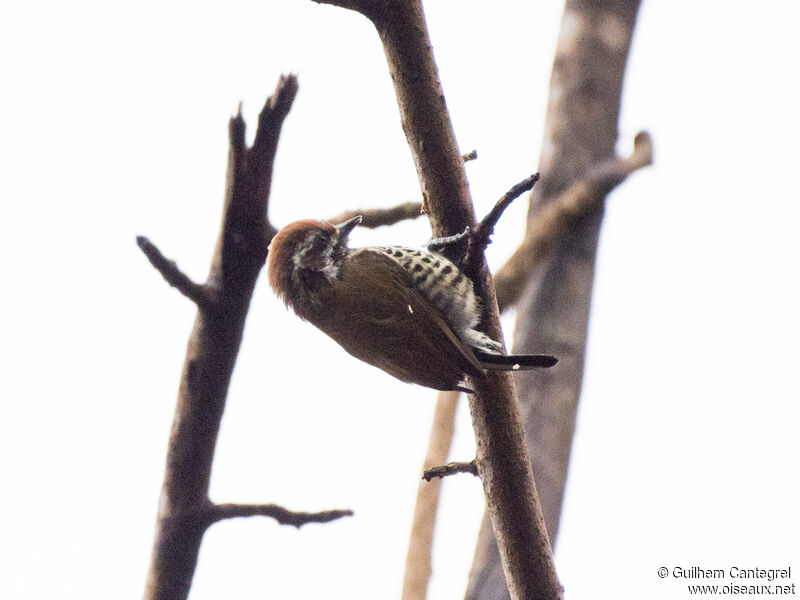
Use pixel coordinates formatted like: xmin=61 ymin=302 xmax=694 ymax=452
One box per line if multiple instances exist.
xmin=336 ymin=215 xmax=362 ymax=238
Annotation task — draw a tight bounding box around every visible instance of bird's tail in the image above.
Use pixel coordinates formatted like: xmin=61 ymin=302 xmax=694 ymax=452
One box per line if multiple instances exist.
xmin=474 ymin=349 xmax=558 ymax=371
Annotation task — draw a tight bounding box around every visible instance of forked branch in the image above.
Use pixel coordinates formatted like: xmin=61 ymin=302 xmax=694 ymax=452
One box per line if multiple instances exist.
xmin=494 ymin=132 xmax=652 ymax=311
xmin=425 ymin=173 xmax=541 ymax=277
xmin=136 ymin=236 xmax=214 ymax=309
xmin=140 ymin=75 xmax=350 ymax=600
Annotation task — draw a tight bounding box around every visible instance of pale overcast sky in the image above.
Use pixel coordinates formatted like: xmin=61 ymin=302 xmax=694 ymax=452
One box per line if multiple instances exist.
xmin=2 ymin=1 xmax=799 ymax=598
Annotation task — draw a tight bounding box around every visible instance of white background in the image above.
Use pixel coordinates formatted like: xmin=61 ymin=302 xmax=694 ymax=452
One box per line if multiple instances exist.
xmin=2 ymin=1 xmax=799 ymax=598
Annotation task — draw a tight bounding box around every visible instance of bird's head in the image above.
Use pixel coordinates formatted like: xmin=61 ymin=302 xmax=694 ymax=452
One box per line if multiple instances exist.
xmin=267 ymin=215 xmax=362 ymax=309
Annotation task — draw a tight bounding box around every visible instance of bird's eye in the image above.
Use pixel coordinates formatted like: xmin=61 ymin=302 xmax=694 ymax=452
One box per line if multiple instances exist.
xmin=311 ymin=235 xmax=330 ymax=253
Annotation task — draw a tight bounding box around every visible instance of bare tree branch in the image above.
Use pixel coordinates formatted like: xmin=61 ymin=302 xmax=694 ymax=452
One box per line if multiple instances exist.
xmin=330 ymin=201 xmax=422 ymax=228
xmin=423 ymin=174 xmax=541 ymax=272
xmin=136 ymin=236 xmax=213 ymax=309
xmin=422 ymin=460 xmax=478 ymax=482
xmin=494 ymin=132 xmax=652 ymax=311
xmin=404 ymin=138 xmax=651 ymax=600
xmin=325 ymin=151 xmax=478 ymax=233
xmin=401 ymin=390 xmax=460 ymax=600
xmin=312 ymin=2 xmax=562 ymax=599
xmin=464 ymin=173 xmax=541 ymax=275
xmin=476 ymin=174 xmax=541 ymax=249
xmin=466 ymin=2 xmax=646 ymax=598
xmin=142 ymin=75 xmax=345 ymax=600
xmin=203 ymin=503 xmax=353 ymax=528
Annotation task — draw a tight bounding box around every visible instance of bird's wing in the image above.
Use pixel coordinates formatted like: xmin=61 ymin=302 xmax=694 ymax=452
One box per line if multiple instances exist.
xmin=313 ymin=249 xmax=484 ymax=390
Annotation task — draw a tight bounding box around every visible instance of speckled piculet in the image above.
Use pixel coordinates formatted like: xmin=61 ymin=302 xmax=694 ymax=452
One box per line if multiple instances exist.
xmin=267 ymin=215 xmax=557 ymax=392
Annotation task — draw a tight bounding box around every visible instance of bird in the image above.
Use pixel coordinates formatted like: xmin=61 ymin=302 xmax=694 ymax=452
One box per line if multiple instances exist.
xmin=267 ymin=215 xmax=557 ymax=392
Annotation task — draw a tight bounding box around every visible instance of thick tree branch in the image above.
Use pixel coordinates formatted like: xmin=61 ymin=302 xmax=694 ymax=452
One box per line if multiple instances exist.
xmin=313 ymin=2 xmax=562 ymax=599
xmin=422 ymin=460 xmax=478 ymax=482
xmin=405 ymin=137 xmax=650 ymax=600
xmin=466 ymin=2 xmax=646 ymax=598
xmin=494 ymin=132 xmax=652 ymax=311
xmin=136 ymin=236 xmax=214 ymax=309
xmin=315 ymin=0 xmax=474 ymax=240
xmin=141 ymin=75 xmax=347 ymax=600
